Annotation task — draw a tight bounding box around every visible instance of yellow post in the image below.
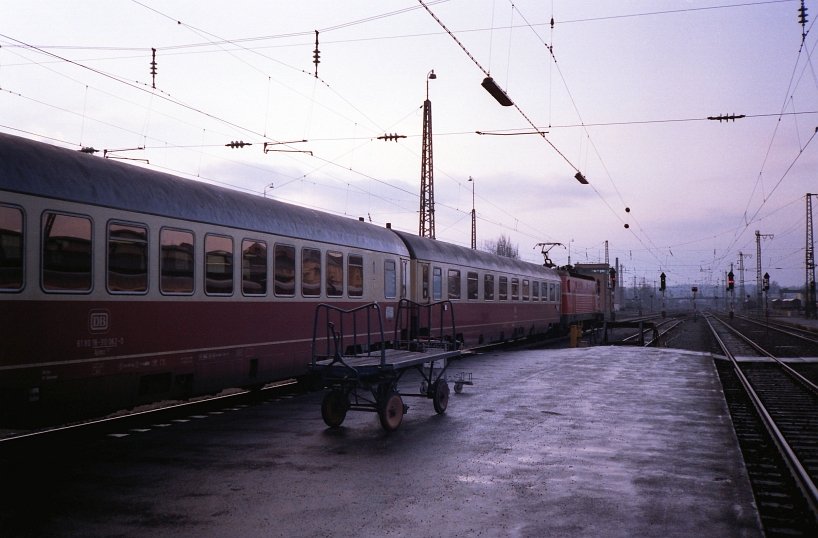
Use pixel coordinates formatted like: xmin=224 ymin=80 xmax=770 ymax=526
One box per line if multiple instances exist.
xmin=569 ymin=324 xmax=579 ymax=348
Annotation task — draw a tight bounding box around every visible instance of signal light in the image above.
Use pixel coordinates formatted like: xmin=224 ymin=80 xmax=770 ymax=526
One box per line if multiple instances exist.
xmin=763 ymin=272 xmax=770 ymax=292
xmin=727 ymin=271 xmax=734 ymax=291
xmin=660 ymin=272 xmax=666 ymax=292
xmin=609 ymin=267 xmax=616 ymax=290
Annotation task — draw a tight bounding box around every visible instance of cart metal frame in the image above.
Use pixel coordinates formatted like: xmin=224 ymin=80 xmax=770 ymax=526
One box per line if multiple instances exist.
xmin=310 ymin=300 xmax=461 ymax=431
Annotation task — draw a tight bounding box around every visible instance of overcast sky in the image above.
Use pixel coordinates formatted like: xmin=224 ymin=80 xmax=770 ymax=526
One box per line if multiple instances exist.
xmin=2 ymin=0 xmax=816 ymax=291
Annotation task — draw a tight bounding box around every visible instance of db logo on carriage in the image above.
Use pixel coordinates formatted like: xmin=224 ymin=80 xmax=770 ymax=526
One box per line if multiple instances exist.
xmin=89 ymin=310 xmax=110 ymax=333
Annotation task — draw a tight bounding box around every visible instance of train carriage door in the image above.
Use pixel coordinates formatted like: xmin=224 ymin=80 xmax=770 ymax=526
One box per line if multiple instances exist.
xmin=419 ymin=262 xmax=430 ymax=303
xmin=400 ymin=258 xmax=409 ymax=299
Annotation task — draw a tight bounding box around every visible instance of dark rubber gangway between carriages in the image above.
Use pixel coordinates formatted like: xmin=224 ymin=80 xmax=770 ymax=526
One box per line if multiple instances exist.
xmin=310 ymin=300 xmax=462 ymax=431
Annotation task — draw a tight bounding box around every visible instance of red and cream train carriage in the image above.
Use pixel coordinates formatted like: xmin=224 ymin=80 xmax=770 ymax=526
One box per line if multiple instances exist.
xmin=0 ymin=132 xmax=601 ymax=425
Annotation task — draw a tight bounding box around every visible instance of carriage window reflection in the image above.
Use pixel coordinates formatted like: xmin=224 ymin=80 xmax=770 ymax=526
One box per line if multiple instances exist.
xmin=274 ymin=243 xmax=295 ymax=296
xmin=108 ymin=222 xmax=148 ymax=293
xmin=467 ymin=271 xmax=478 ymax=300
xmin=0 ymin=205 xmax=23 ymax=291
xmin=326 ymin=250 xmax=343 ymax=297
xmin=160 ymin=228 xmax=194 ymax=294
xmin=348 ymin=254 xmax=363 ymax=297
xmin=448 ymin=269 xmax=461 ymax=300
xmin=532 ymin=280 xmax=540 ymax=301
xmin=205 ymin=234 xmax=233 ymax=295
xmin=432 ymin=267 xmax=442 ymax=301
xmin=483 ymin=274 xmax=494 ymax=300
xmin=42 ymin=212 xmax=92 ymax=292
xmin=302 ymin=247 xmax=321 ymax=297
xmin=511 ymin=278 xmax=519 ymax=301
xmin=522 ymin=279 xmax=530 ymax=301
xmin=384 ymin=259 xmax=396 ymax=299
xmin=499 ymin=276 xmax=508 ymax=301
xmin=242 ymin=239 xmax=267 ymax=296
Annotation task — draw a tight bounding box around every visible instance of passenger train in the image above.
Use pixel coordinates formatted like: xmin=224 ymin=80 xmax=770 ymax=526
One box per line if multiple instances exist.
xmin=0 ymin=132 xmax=602 ymax=425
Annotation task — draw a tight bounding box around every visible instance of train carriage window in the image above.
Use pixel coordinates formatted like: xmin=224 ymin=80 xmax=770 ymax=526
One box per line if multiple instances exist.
xmin=467 ymin=272 xmax=478 ymax=300
xmin=532 ymin=280 xmax=540 ymax=301
xmin=448 ymin=269 xmax=461 ymax=300
xmin=160 ymin=228 xmax=194 ymax=294
xmin=205 ymin=234 xmax=234 ymax=295
xmin=384 ymin=260 xmax=397 ymax=299
xmin=511 ymin=278 xmax=519 ymax=301
xmin=0 ymin=205 xmax=23 ymax=291
xmin=549 ymin=283 xmax=557 ymax=302
xmin=42 ymin=212 xmax=92 ymax=292
xmin=522 ymin=279 xmax=530 ymax=301
xmin=274 ymin=243 xmax=295 ymax=296
xmin=242 ymin=239 xmax=267 ymax=296
xmin=326 ymin=250 xmax=343 ymax=297
xmin=541 ymin=282 xmax=548 ymax=302
xmin=483 ymin=274 xmax=494 ymax=300
xmin=432 ymin=267 xmax=442 ymax=301
xmin=107 ymin=222 xmax=148 ymax=293
xmin=348 ymin=255 xmax=363 ymax=297
xmin=498 ymin=276 xmax=508 ymax=301
xmin=302 ymin=247 xmax=321 ymax=297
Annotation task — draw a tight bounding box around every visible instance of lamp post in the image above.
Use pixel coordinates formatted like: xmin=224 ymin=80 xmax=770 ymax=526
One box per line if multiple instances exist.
xmin=263 ymin=182 xmax=274 ymax=198
xmin=419 ymin=70 xmax=437 ymax=238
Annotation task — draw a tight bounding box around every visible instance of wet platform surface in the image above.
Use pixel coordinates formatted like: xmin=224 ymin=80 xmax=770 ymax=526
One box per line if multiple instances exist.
xmin=1 ymin=347 xmax=762 ymax=537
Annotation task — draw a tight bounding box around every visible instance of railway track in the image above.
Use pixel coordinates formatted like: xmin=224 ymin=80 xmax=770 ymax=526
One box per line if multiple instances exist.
xmin=0 ymin=380 xmax=302 ymax=450
xmin=707 ymin=315 xmax=818 ymax=536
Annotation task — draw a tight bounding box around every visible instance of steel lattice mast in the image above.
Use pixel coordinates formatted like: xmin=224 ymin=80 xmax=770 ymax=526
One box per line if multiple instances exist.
xmin=807 ymin=193 xmax=816 ymax=318
xmin=419 ymin=73 xmax=436 ymax=239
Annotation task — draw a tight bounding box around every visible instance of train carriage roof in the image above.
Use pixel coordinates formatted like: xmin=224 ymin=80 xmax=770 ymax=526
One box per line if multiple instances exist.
xmin=0 ymin=133 xmax=407 ymax=255
xmin=392 ymin=229 xmax=559 ymax=279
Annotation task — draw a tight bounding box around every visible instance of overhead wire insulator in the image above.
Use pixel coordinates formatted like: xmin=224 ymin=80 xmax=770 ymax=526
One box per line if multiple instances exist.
xmin=707 ymin=113 xmax=746 ymax=122
xmin=799 ymin=0 xmax=808 ymax=42
xmin=313 ymin=30 xmax=320 ymax=79
xmin=377 ymin=133 xmax=406 ymax=142
xmin=150 ymin=48 xmax=157 ymax=89
xmin=226 ymin=140 xmax=251 ymax=148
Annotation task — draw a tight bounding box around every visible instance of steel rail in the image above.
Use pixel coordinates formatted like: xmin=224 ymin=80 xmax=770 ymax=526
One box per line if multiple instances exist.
xmin=716 ymin=315 xmax=818 ymax=394
xmin=737 ymin=314 xmax=818 ymax=345
xmin=706 ymin=315 xmax=818 ymax=519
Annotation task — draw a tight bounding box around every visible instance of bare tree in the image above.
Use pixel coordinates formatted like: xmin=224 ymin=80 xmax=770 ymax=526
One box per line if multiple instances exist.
xmin=482 ymin=234 xmax=519 ymax=259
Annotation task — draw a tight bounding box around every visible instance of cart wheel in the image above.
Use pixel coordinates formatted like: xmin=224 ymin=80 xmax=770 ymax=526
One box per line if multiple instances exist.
xmin=454 ymin=382 xmax=463 ymax=394
xmin=432 ymin=380 xmax=450 ymax=414
xmin=378 ymin=392 xmax=404 ymax=431
xmin=321 ymin=390 xmax=348 ymax=428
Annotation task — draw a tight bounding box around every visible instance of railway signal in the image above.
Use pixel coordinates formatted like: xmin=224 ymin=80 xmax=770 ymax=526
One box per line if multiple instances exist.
xmin=727 ymin=271 xmax=734 ymax=291
xmin=659 ymin=272 xmax=666 ymax=318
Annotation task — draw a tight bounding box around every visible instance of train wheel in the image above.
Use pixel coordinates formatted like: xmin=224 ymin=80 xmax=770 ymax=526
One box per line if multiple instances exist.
xmin=432 ymin=380 xmax=450 ymax=414
xmin=378 ymin=392 xmax=404 ymax=431
xmin=321 ymin=390 xmax=348 ymax=428
xmin=454 ymin=382 xmax=463 ymax=394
